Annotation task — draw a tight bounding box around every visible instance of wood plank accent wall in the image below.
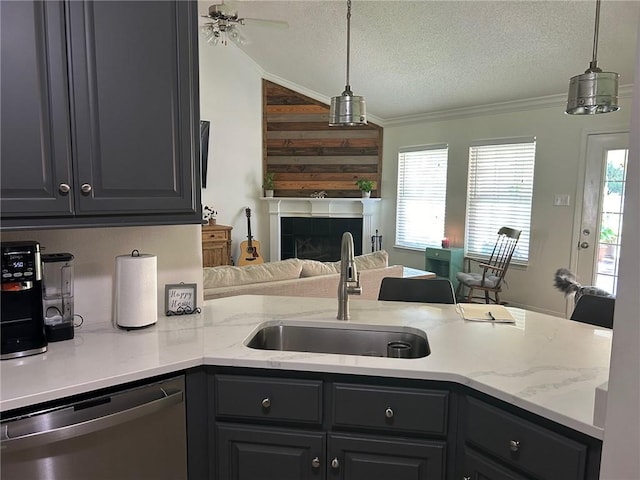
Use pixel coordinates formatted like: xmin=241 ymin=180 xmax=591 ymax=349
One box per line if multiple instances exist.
xmin=263 ymin=79 xmax=383 ymax=198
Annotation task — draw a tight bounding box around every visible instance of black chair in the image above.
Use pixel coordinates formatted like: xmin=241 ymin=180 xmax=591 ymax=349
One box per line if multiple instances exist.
xmin=570 ymin=294 xmax=615 ymax=329
xmin=378 ymin=277 xmax=456 ymax=304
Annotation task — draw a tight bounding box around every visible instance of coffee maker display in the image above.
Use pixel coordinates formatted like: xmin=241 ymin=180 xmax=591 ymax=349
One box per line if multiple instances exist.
xmin=1 ymin=241 xmax=48 ymax=360
xmin=42 ymin=253 xmax=75 ymax=342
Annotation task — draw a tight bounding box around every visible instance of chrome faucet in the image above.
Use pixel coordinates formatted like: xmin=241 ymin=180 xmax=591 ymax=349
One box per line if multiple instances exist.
xmin=337 ymin=232 xmax=362 ymax=320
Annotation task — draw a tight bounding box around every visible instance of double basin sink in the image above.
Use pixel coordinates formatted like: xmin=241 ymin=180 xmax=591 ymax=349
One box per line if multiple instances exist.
xmin=246 ymin=323 xmax=430 ymax=359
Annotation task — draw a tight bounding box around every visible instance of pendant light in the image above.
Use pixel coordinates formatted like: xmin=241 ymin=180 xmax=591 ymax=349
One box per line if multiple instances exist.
xmin=329 ymin=0 xmax=367 ymax=126
xmin=566 ymin=0 xmax=619 ymax=115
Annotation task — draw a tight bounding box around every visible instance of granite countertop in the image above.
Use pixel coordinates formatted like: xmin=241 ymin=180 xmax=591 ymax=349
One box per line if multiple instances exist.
xmin=0 ymin=295 xmax=611 ymax=439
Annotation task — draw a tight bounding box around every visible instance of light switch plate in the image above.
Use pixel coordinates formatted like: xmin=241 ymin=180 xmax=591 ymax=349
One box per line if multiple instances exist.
xmin=553 ymin=194 xmax=571 ymax=206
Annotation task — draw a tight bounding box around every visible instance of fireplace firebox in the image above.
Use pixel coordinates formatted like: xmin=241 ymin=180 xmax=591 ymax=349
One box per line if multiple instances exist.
xmin=281 ymin=217 xmax=363 ymax=262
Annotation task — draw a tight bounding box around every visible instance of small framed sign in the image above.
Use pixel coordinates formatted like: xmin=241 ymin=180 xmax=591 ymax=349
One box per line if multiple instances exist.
xmin=165 ymin=283 xmax=198 ymax=315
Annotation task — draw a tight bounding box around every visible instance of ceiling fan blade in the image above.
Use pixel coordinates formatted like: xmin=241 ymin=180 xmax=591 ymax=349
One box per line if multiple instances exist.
xmin=242 ymin=17 xmax=289 ymax=29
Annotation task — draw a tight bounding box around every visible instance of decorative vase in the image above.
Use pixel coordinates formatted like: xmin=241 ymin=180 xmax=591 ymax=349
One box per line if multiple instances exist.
xmin=265 ymin=189 xmax=274 ymax=198
xmin=362 ymin=191 xmax=371 ymax=198
xmin=208 ymin=218 xmax=216 ymax=225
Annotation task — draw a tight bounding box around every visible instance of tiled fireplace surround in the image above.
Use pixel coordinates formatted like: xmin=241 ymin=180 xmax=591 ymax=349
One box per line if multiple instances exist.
xmin=263 ymin=198 xmax=381 ymax=262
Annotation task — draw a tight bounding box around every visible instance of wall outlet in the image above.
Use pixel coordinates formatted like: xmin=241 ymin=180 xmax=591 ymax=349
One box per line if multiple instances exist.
xmin=553 ymin=194 xmax=571 ymax=206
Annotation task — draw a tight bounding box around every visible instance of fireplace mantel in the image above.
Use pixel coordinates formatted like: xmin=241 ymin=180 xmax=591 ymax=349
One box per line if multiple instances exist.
xmin=261 ymin=197 xmax=381 ymax=261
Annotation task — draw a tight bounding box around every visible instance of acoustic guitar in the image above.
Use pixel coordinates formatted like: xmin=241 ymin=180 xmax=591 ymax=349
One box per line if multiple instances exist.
xmin=238 ymin=207 xmax=263 ymax=266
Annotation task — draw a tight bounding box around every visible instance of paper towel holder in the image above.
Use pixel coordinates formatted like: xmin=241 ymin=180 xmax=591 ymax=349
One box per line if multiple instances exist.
xmin=165 ymin=283 xmax=198 ymax=316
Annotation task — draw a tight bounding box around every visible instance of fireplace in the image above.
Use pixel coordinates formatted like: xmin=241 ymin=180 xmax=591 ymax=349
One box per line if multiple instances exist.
xmin=263 ymin=197 xmax=380 ymax=262
xmin=281 ymin=217 xmax=363 ymax=262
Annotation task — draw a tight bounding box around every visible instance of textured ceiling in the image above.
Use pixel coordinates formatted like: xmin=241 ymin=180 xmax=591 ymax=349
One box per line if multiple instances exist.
xmin=198 ymin=0 xmax=640 ymax=121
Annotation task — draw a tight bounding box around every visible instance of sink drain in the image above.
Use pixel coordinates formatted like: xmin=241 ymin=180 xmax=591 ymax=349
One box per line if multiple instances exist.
xmin=387 ymin=341 xmax=412 ymax=358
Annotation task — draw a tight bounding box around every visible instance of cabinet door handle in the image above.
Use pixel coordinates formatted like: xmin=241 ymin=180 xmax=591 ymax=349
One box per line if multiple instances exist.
xmin=311 ymin=457 xmax=320 ymax=468
xmin=330 ymin=457 xmax=340 ymax=469
xmin=80 ymin=183 xmax=92 ymax=194
xmin=59 ymin=183 xmax=71 ymax=194
xmin=261 ymin=397 xmax=271 ymax=409
xmin=385 ymin=407 xmax=394 ymax=419
xmin=509 ymin=439 xmax=520 ymax=452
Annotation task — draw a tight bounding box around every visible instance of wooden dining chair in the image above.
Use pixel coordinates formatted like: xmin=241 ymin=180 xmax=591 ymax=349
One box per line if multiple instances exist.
xmin=455 ymin=227 xmax=521 ymax=304
xmin=378 ymin=277 xmax=456 ymax=304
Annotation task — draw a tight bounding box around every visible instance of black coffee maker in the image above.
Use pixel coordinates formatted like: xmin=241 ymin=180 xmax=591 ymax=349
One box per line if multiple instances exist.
xmin=1 ymin=241 xmax=47 ymax=359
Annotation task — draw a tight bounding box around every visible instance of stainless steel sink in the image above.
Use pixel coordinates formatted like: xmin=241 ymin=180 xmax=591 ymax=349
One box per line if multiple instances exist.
xmin=246 ymin=324 xmax=430 ymax=359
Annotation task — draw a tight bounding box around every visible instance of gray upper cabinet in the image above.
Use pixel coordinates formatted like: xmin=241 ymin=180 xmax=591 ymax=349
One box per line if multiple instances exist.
xmin=0 ymin=0 xmax=201 ymax=230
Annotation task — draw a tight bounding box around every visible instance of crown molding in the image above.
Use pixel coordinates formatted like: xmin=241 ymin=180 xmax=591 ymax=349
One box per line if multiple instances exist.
xmin=382 ymin=84 xmax=634 ymax=127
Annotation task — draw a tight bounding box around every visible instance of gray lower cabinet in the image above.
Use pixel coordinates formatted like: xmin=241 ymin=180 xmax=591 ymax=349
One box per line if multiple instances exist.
xmin=0 ymin=0 xmax=200 ymax=229
xmin=217 ymin=423 xmax=325 ymax=479
xmin=459 ymin=396 xmax=593 ymax=480
xmin=203 ymin=369 xmax=602 ymax=480
xmin=328 ymin=433 xmax=445 ymax=480
xmin=213 ymin=374 xmax=448 ymax=480
xmin=461 ymin=446 xmax=529 ymax=480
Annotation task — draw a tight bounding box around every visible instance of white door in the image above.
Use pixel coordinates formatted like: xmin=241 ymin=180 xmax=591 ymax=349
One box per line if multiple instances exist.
xmin=576 ymin=132 xmax=629 ymax=295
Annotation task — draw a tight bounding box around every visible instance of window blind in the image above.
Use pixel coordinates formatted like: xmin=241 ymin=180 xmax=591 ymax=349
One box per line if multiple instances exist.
xmin=465 ymin=139 xmax=535 ymax=264
xmin=396 ymin=145 xmax=448 ymax=249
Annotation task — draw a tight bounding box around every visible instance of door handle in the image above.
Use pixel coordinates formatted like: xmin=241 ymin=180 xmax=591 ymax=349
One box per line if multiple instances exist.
xmin=579 ymin=241 xmax=590 ymax=249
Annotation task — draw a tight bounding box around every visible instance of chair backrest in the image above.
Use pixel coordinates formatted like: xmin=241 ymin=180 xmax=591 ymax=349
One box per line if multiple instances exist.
xmin=570 ymin=294 xmax=615 ymax=329
xmin=378 ymin=277 xmax=456 ymax=304
xmin=484 ymin=227 xmax=521 ymax=287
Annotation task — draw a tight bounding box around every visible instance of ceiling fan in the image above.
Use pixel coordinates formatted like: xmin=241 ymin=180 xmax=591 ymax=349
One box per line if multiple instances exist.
xmin=201 ymin=1 xmax=288 ymax=46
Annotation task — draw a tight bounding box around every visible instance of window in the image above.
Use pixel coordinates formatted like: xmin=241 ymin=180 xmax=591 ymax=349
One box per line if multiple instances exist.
xmin=465 ymin=138 xmax=535 ymax=264
xmin=396 ymin=145 xmax=448 ymax=250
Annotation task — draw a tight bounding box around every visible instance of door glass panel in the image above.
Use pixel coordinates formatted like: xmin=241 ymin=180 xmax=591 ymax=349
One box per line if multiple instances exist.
xmin=596 ymin=149 xmax=628 ymax=295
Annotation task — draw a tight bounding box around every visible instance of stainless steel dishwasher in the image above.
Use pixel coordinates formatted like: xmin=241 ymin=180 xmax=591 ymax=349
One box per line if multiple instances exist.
xmin=1 ymin=375 xmax=187 ymax=480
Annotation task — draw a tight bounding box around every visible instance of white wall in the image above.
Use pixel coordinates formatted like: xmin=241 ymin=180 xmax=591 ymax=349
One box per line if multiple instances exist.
xmin=199 ymin=43 xmax=268 ymax=262
xmin=599 ymin=26 xmax=640 ymax=478
xmin=2 ymin=225 xmax=203 ymax=325
xmin=382 ymin=101 xmax=632 ymax=315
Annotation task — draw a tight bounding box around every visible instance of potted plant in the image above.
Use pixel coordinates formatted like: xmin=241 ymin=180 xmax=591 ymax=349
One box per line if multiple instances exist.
xmin=355 ymin=178 xmax=375 ymax=198
xmin=263 ymin=172 xmax=275 ymax=197
xmin=599 ymin=226 xmax=617 ymax=260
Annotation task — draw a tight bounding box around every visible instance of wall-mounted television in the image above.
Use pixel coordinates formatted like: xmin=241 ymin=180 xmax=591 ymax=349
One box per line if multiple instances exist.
xmin=200 ymin=120 xmax=210 ymax=188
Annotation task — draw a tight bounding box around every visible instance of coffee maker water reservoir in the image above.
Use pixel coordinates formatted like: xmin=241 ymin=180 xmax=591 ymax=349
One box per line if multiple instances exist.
xmin=42 ymin=253 xmax=75 ymax=342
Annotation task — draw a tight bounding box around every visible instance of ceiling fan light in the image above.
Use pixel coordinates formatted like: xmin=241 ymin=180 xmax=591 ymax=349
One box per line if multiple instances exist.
xmin=329 ymin=89 xmax=367 ymax=126
xmin=566 ymin=70 xmax=619 ymax=115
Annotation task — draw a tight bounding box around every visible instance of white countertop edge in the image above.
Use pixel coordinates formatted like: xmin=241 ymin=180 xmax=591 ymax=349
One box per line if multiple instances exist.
xmin=0 ymin=358 xmax=203 ymax=413
xmin=2 ymin=351 xmax=605 ymax=440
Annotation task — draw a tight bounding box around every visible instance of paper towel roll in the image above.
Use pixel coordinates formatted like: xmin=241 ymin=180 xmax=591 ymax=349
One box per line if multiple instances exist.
xmin=114 ymin=251 xmax=157 ymax=329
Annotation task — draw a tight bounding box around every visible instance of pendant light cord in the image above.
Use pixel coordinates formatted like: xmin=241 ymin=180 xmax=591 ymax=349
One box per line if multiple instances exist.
xmin=344 ymin=0 xmax=352 ymax=94
xmin=590 ymin=0 xmax=601 ymax=71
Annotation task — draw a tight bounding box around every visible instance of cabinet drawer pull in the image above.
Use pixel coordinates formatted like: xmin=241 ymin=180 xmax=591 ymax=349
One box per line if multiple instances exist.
xmin=509 ymin=439 xmax=520 ymax=452
xmin=59 ymin=183 xmax=71 ymax=194
xmin=311 ymin=457 xmax=320 ymax=468
xmin=330 ymin=457 xmax=340 ymax=469
xmin=261 ymin=397 xmax=271 ymax=409
xmin=80 ymin=183 xmax=92 ymax=194
xmin=385 ymin=407 xmax=394 ymax=419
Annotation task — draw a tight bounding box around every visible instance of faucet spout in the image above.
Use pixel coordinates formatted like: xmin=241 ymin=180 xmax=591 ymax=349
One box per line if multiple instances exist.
xmin=337 ymin=232 xmax=362 ymax=320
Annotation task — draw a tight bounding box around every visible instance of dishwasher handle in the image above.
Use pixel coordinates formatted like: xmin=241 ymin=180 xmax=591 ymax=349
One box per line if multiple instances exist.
xmin=1 ymin=388 xmax=183 ymax=453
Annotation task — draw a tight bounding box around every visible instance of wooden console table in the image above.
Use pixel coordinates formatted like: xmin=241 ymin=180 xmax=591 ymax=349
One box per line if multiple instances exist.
xmin=202 ymin=223 xmax=233 ymax=267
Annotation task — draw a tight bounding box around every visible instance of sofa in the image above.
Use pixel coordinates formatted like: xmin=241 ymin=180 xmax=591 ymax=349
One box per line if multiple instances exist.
xmin=203 ymin=250 xmax=403 ymax=301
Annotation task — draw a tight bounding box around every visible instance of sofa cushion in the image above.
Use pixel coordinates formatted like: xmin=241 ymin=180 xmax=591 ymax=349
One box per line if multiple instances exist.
xmin=327 ymin=250 xmax=389 ymax=272
xmin=203 ymin=258 xmax=303 ymax=288
xmin=300 ymin=260 xmax=339 ymax=277
xmin=355 ymin=250 xmax=388 ymax=270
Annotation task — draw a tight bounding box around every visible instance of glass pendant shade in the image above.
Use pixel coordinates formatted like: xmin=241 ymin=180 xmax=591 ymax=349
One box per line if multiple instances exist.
xmin=329 ymin=88 xmax=367 ymax=126
xmin=566 ymin=69 xmax=619 ymax=114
